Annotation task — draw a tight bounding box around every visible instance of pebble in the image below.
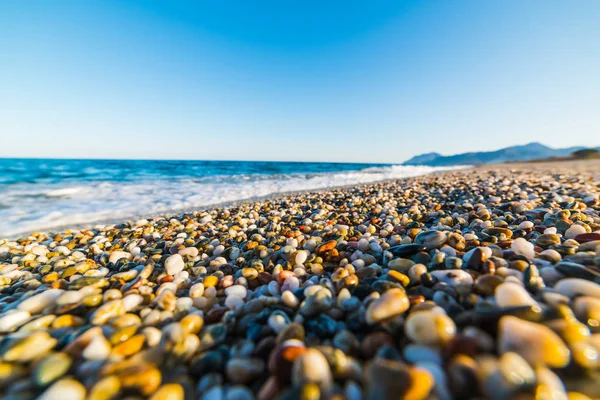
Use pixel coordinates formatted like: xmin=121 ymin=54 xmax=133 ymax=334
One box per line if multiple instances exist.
xmin=226 ymin=358 xmax=265 ymax=384
xmin=365 ymin=288 xmax=410 ymax=324
xmin=430 ymin=269 xmax=474 ymax=287
xmin=292 ymin=349 xmax=332 ymax=389
xmin=3 ymin=331 xmax=57 ymax=362
xmin=555 ymin=278 xmax=600 ymax=299
xmin=108 ymin=251 xmax=132 ymax=264
xmin=17 ymin=289 xmax=63 ymax=314
xmin=165 ymin=254 xmax=185 ymax=276
xmin=225 ymin=285 xmax=247 ymax=299
xmin=38 ymin=378 xmax=86 ymax=400
xmin=498 ymin=316 xmax=570 ymax=367
xmin=566 ymin=224 xmax=587 ymax=239
xmin=0 ymin=310 xmax=31 ymax=332
xmin=511 ymin=238 xmax=535 ymax=260
xmin=494 ymin=281 xmax=538 ymax=308
xmin=404 ymin=309 xmax=456 ymax=345
xmin=83 ymin=334 xmax=112 ymax=360
xmin=415 ymin=231 xmax=447 ymax=250
xmin=34 ymin=352 xmax=72 ymax=386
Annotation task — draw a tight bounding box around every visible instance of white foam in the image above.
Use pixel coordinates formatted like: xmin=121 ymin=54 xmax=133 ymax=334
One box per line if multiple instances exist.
xmin=0 ymin=164 xmax=469 ymax=237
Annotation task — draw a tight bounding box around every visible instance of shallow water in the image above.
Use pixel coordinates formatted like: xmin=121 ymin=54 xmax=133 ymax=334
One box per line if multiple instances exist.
xmin=0 ymin=158 xmax=468 ymax=236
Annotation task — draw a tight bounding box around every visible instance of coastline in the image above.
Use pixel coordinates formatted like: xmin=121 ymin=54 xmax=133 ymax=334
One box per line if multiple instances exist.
xmin=2 ymin=164 xmax=472 ymax=240
xmin=0 ymin=159 xmax=599 ymax=398
xmin=6 ymin=158 xmax=599 ymax=240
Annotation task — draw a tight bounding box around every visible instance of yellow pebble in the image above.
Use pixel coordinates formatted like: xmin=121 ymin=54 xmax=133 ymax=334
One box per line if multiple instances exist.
xmin=388 ymin=270 xmax=410 ymax=287
xmin=112 ymin=334 xmax=145 ymax=357
xmin=567 ymin=393 xmax=592 ymax=400
xmin=180 ymin=314 xmax=204 ymax=335
xmin=149 ymin=383 xmax=185 ymax=400
xmin=203 ymin=276 xmax=218 ymax=288
xmin=88 ymin=376 xmax=121 ymax=400
xmin=52 ymin=315 xmax=85 ymax=329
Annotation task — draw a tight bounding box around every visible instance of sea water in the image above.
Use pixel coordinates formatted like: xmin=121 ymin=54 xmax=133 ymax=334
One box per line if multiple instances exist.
xmin=0 ymin=158 xmax=468 ymax=236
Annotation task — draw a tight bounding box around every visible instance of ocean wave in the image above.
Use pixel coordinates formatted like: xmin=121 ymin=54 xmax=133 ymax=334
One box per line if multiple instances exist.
xmin=0 ymin=164 xmax=469 ymax=237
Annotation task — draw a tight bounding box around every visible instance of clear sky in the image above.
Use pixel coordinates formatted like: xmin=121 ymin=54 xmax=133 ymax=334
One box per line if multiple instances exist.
xmin=1 ymin=1 xmax=599 ymax=163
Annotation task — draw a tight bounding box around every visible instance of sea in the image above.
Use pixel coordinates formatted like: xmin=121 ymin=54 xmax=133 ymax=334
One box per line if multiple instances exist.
xmin=0 ymin=158 xmax=468 ymax=237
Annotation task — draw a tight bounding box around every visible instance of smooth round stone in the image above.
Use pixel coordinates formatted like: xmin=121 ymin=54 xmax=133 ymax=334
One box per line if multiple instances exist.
xmin=555 ymin=278 xmax=600 ymax=299
xmin=511 ymin=238 xmax=535 ymax=260
xmin=300 ymin=289 xmax=333 ymax=317
xmin=403 ymin=344 xmax=443 ymax=365
xmin=409 ymin=264 xmax=428 ymax=283
xmin=122 ymin=294 xmax=144 ymax=311
xmin=575 ymin=233 xmax=600 ymax=243
xmin=405 ymin=310 xmax=456 ymax=345
xmin=387 ymin=258 xmax=415 ymax=272
xmin=518 ymin=221 xmax=534 ymax=230
xmin=370 ymin=242 xmax=383 ymax=253
xmin=189 ymin=282 xmax=205 ymax=298
xmin=56 ymin=290 xmax=84 ymax=305
xmin=31 ymin=245 xmax=49 ymax=256
xmin=430 ymin=270 xmax=474 ymax=287
xmin=34 ymin=352 xmax=72 ymax=386
xmin=565 ymin=224 xmax=587 ymax=240
xmin=415 ymin=231 xmax=447 ymax=250
xmin=226 ymin=358 xmax=265 ymax=384
xmin=463 ymin=247 xmax=492 ymax=265
xmin=17 ymin=289 xmax=64 ymax=314
xmin=90 ymin=299 xmax=125 ymax=325
xmin=4 ymin=331 xmax=57 ymax=362
xmin=292 ymin=349 xmax=332 ymax=389
xmin=498 ymin=316 xmax=570 ymax=368
xmin=108 ymin=251 xmax=132 ymax=264
xmin=225 ymin=295 xmax=244 ymax=311
xmin=225 ymin=285 xmax=247 ymax=299
xmin=556 ymin=262 xmax=600 ymax=280
xmin=282 ymin=291 xmax=299 ymax=308
xmin=535 ymin=367 xmax=567 ymax=399
xmin=38 ymin=378 xmax=86 ymax=400
xmin=540 ymin=249 xmax=562 ymax=264
xmin=498 ymin=352 xmax=535 ymax=390
xmin=224 ymin=386 xmax=254 ymax=400
xmin=495 ymin=282 xmax=538 ymax=308
xmin=83 ymin=335 xmax=111 ymax=360
xmin=165 ymin=254 xmax=185 ymax=276
xmin=149 ymin=384 xmax=185 ymax=400
xmin=178 ymin=247 xmax=199 ymax=258
xmin=292 ymin=250 xmax=308 ymax=265
xmin=536 ymin=234 xmax=561 ymax=248
xmin=573 ymin=296 xmax=600 ymax=324
xmin=0 ymin=310 xmax=31 ymax=333
xmin=268 ymin=311 xmax=291 ymax=334
xmin=365 ymin=288 xmax=409 ymax=324
xmin=357 ymin=238 xmax=369 ymax=251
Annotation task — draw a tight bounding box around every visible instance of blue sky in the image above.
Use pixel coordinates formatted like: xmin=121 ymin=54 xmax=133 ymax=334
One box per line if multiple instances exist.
xmin=1 ymin=1 xmax=599 ymax=163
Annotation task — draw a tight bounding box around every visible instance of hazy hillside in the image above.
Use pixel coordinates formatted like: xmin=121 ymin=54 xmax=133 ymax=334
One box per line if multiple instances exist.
xmin=403 ymin=142 xmax=593 ymax=166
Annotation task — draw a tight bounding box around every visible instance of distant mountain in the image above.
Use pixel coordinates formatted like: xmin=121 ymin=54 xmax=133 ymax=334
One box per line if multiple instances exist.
xmin=403 ymin=142 xmax=595 ymax=166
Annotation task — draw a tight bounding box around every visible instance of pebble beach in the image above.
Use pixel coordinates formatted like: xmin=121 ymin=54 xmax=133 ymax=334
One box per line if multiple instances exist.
xmin=1 ymin=160 xmax=600 ymax=400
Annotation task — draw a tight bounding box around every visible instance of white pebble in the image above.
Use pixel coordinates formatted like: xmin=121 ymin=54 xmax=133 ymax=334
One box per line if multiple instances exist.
xmin=565 ymin=224 xmax=586 ymax=239
xmin=165 ymin=254 xmax=185 ymax=276
xmin=225 ymin=285 xmax=247 ymax=299
xmin=511 ymin=238 xmax=535 ymax=260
